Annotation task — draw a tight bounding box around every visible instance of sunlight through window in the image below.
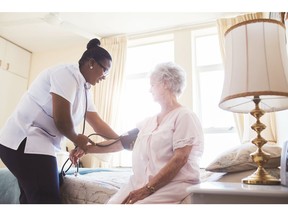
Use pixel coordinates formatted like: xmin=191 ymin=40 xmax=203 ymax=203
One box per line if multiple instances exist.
xmin=118 ymin=38 xmax=174 ymax=166
xmin=192 ymin=28 xmax=240 ymax=167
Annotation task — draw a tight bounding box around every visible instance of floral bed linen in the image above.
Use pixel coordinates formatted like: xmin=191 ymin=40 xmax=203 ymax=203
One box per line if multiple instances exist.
xmin=60 ymin=168 xmax=132 ymax=204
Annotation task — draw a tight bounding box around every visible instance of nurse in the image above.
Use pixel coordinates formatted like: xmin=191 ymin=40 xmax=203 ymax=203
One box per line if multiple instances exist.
xmin=0 ymin=38 xmax=119 ymax=204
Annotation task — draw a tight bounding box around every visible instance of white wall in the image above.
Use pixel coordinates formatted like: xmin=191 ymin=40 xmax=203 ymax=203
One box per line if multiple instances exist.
xmin=29 ymin=41 xmax=87 ymax=85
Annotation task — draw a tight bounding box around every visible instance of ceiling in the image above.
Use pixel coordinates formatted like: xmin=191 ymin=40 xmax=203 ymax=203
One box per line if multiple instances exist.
xmin=0 ymin=12 xmax=242 ymax=53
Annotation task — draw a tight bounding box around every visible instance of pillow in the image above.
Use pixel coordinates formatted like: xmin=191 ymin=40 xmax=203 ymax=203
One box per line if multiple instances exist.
xmin=205 ymin=143 xmax=281 ymax=173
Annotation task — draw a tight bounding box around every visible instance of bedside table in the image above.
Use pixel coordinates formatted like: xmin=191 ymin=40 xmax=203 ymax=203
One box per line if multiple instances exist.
xmin=186 ymin=182 xmax=288 ymax=204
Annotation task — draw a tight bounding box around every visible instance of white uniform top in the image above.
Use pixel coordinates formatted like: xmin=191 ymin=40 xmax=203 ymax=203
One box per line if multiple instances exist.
xmin=0 ymin=64 xmax=96 ymax=157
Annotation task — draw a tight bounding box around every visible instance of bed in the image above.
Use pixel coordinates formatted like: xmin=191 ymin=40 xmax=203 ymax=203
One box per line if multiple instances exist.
xmin=0 ymin=143 xmax=282 ymax=204
xmin=60 ymin=167 xmax=281 ymax=204
xmin=60 ymin=167 xmax=132 ymax=204
xmin=0 ymin=167 xmax=280 ymax=204
xmin=60 ymin=142 xmax=282 ymax=204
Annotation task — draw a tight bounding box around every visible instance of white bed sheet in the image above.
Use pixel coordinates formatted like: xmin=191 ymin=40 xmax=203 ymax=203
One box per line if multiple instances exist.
xmin=60 ymin=168 xmax=219 ymax=204
xmin=60 ymin=168 xmax=132 ymax=204
xmin=60 ymin=168 xmax=280 ymax=204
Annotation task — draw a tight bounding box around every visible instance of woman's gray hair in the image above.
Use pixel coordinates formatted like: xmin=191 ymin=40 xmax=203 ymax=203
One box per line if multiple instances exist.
xmin=150 ymin=62 xmax=186 ymax=97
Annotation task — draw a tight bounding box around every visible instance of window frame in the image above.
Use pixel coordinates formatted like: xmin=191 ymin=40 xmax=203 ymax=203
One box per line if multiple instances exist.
xmin=191 ymin=27 xmax=240 ymax=167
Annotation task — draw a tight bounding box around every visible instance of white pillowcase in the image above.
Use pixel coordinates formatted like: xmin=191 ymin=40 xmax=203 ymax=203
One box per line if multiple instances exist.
xmin=205 ymin=143 xmax=281 ymax=173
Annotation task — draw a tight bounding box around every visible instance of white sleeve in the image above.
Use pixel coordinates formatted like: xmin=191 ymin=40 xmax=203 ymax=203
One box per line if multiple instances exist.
xmin=173 ymin=111 xmax=204 ymax=150
xmin=49 ymin=69 xmax=77 ymax=103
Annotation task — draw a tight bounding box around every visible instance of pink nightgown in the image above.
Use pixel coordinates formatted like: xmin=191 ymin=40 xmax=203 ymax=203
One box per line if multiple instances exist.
xmin=107 ymin=107 xmax=204 ymax=204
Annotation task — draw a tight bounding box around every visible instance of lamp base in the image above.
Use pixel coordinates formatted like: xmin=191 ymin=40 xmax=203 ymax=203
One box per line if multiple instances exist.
xmin=242 ymin=167 xmax=280 ymax=185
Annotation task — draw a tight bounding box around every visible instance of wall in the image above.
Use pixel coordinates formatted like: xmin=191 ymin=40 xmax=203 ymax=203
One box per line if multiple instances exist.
xmin=29 ymin=42 xmax=87 ymax=85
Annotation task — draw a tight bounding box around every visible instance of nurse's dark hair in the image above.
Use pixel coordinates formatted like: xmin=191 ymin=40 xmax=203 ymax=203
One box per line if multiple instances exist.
xmin=78 ymin=38 xmax=112 ymax=67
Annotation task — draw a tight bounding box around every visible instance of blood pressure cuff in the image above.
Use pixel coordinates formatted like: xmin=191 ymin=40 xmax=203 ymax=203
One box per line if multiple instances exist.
xmin=120 ymin=128 xmax=139 ymax=150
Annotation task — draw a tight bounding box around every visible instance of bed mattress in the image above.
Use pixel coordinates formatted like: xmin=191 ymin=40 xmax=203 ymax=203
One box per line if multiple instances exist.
xmin=60 ymin=168 xmax=218 ymax=204
xmin=1 ymin=167 xmax=280 ymax=204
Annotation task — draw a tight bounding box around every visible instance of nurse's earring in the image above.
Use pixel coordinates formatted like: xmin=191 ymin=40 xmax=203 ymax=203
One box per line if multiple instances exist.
xmin=90 ymin=66 xmax=93 ymax=70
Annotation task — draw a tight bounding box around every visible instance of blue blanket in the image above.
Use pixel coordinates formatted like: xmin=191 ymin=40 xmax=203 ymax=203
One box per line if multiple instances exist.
xmin=0 ymin=168 xmax=20 ymax=204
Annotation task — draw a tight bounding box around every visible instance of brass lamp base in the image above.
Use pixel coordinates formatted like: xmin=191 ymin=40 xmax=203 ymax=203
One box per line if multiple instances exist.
xmin=242 ymin=167 xmax=280 ymax=185
xmin=242 ymin=96 xmax=280 ymax=185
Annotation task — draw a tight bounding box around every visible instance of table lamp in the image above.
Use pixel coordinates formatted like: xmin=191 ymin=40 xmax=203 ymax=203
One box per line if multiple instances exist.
xmin=219 ymin=19 xmax=288 ymax=185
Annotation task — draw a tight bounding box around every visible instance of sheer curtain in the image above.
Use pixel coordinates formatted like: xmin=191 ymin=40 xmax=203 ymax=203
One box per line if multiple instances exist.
xmin=95 ymin=36 xmax=127 ymax=131
xmin=216 ymin=12 xmax=278 ymax=145
xmin=84 ymin=36 xmax=127 ymax=167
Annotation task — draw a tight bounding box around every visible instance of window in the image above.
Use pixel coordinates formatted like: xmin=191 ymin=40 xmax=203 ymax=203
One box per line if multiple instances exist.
xmin=192 ymin=27 xmax=240 ymax=167
xmin=117 ymin=35 xmax=174 ymax=167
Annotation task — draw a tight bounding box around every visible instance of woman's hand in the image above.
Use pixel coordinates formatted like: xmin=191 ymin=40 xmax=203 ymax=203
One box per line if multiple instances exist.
xmin=121 ymin=186 xmax=152 ymax=204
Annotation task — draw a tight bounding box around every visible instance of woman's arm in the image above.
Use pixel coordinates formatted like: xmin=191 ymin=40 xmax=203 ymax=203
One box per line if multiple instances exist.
xmin=87 ymin=140 xmax=124 ymax=153
xmin=85 ymin=127 xmax=139 ymax=153
xmin=70 ymin=127 xmax=139 ymax=163
xmin=71 ymin=112 xmax=139 ymax=162
xmin=122 ymin=145 xmax=192 ymax=204
xmin=51 ymin=93 xmax=88 ymax=150
xmin=69 ymin=111 xmax=124 ymax=163
xmin=70 ymin=140 xmax=124 ymax=164
xmin=146 ymin=145 xmax=192 ymax=190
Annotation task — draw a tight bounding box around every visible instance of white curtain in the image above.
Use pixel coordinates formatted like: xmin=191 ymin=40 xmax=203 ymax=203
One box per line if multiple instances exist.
xmin=216 ymin=12 xmax=279 ymax=145
xmin=94 ymin=36 xmax=127 ymax=131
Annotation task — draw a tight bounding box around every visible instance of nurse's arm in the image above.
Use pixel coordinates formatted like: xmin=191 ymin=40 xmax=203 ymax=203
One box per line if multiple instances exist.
xmin=86 ymin=111 xmax=119 ymax=139
xmin=51 ymin=93 xmax=88 ymax=149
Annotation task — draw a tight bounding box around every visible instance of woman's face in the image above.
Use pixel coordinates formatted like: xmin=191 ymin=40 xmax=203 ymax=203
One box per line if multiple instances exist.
xmin=150 ymin=76 xmax=166 ymax=102
xmin=87 ymin=58 xmax=112 ymax=85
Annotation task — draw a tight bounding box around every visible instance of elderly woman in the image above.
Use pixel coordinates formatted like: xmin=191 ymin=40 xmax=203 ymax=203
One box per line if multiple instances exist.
xmin=71 ymin=62 xmax=204 ymax=204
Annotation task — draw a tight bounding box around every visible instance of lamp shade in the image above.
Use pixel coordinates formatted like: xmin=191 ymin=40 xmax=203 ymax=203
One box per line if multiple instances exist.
xmin=219 ymin=19 xmax=288 ymax=113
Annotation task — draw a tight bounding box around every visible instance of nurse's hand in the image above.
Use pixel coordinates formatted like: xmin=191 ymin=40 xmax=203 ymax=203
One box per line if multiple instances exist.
xmin=69 ymin=147 xmax=86 ymax=165
xmin=74 ymin=134 xmax=89 ymax=152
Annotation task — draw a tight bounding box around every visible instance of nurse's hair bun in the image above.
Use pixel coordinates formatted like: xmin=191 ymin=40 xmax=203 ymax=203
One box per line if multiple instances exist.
xmin=87 ymin=38 xmax=101 ymax=50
